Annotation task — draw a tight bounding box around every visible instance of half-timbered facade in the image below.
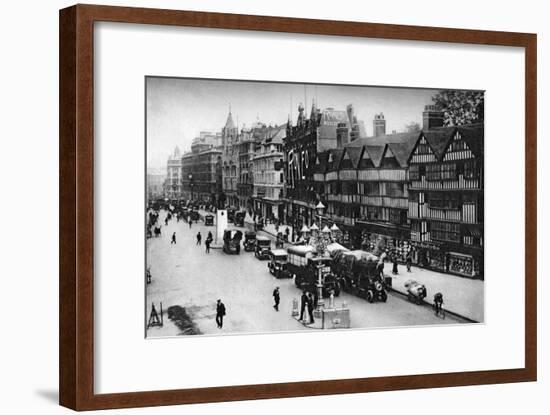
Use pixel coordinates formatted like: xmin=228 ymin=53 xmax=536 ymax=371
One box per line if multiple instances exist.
xmin=408 ymin=123 xmax=483 ymax=278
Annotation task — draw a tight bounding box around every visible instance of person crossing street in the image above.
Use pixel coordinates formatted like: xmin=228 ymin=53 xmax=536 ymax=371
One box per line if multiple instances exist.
xmin=196 ymin=231 xmax=202 ymax=245
xmin=171 ymin=232 xmax=176 ymax=244
xmin=215 ymin=299 xmax=226 ymax=329
xmin=272 ymin=287 xmax=280 ymax=311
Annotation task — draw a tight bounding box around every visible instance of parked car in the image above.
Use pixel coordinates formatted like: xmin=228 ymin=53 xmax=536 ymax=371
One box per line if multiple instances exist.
xmin=268 ymin=249 xmax=289 ymax=278
xmin=234 ymin=211 xmax=246 ymax=227
xmin=254 ymin=236 xmax=271 ymax=260
xmin=243 ymin=231 xmax=256 ymax=252
xmin=286 ymin=245 xmax=341 ymax=297
xmin=222 ymin=229 xmax=243 ymax=254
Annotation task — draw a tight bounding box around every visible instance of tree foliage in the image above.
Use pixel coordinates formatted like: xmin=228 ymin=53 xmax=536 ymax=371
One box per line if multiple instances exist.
xmin=432 ymin=90 xmax=484 ymax=126
xmin=404 ymin=121 xmax=421 ymax=133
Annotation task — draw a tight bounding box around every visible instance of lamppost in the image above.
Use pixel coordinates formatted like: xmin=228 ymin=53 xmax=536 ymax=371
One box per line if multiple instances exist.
xmin=314 ymin=201 xmax=326 ymax=311
xmin=188 ymin=173 xmax=194 ymax=201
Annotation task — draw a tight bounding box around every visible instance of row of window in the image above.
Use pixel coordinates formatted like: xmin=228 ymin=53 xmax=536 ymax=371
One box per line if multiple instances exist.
xmin=321 ymin=181 xmax=406 ymax=197
xmin=409 ymin=160 xmax=480 ymax=181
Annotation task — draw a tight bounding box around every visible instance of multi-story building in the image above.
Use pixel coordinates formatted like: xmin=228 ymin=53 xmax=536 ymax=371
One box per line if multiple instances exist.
xmin=313 ymin=105 xmax=484 ymax=279
xmin=314 ymin=126 xmax=415 ymax=252
xmin=408 ymin=106 xmax=483 ymax=278
xmin=165 ymin=146 xmax=183 ymax=199
xmin=181 ymin=147 xmax=222 ymax=204
xmin=251 ymin=125 xmax=286 ymax=220
xmin=221 ymin=109 xmax=240 ymax=208
xmin=147 ymin=169 xmax=166 ymax=201
xmin=283 ymin=103 xmax=365 ymax=228
xmin=236 ymin=119 xmax=271 ymax=211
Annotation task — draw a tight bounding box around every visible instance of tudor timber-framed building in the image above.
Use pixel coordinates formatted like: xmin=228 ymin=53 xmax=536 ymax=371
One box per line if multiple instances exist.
xmin=407 ymin=120 xmax=484 ymax=278
xmin=312 ymin=105 xmax=484 ymax=279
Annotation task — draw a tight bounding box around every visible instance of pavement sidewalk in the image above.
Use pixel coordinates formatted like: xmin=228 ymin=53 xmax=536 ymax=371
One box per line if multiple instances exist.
xmin=385 ymin=263 xmax=484 ymax=322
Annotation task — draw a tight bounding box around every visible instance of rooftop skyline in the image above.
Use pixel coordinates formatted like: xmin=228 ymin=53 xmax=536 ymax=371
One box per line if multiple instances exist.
xmin=146 ymin=77 xmax=442 ymax=170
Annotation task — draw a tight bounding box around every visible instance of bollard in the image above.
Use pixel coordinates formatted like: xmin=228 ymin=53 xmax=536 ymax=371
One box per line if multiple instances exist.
xmin=329 ymin=292 xmax=335 ymax=309
xmin=291 ymin=298 xmax=299 ymax=317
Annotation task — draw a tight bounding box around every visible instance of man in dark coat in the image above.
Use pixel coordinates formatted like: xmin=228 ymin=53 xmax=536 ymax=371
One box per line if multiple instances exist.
xmin=272 ymin=287 xmax=280 ymax=311
xmin=299 ymin=291 xmax=308 ymax=321
xmin=196 ymin=232 xmax=202 ymax=245
xmin=205 ymin=238 xmax=211 ymax=253
xmin=307 ymin=292 xmax=315 ymax=324
xmin=216 ymin=299 xmax=226 ymax=329
xmin=392 ymin=257 xmax=399 ymax=275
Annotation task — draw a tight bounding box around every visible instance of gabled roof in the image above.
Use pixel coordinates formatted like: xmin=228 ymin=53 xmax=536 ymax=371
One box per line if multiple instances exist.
xmin=364 ymin=145 xmax=386 ymax=168
xmin=456 ymin=123 xmax=483 ymax=158
xmin=421 ymin=126 xmax=455 ymax=160
xmin=327 ymin=148 xmax=345 ymax=171
xmin=387 ymin=142 xmax=415 ymax=168
xmin=315 ymin=151 xmax=329 ymax=174
xmin=346 ymin=146 xmax=363 ymax=169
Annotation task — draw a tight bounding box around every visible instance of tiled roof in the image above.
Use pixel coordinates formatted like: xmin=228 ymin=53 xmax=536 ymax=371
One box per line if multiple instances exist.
xmin=422 ymin=127 xmax=455 ymax=160
xmin=346 ymin=146 xmax=363 ymax=169
xmin=362 ymin=145 xmax=385 ymax=167
xmin=456 ymin=123 xmax=483 ymax=158
xmin=327 ymin=148 xmax=345 ymax=171
xmin=315 ymin=151 xmax=329 ymax=174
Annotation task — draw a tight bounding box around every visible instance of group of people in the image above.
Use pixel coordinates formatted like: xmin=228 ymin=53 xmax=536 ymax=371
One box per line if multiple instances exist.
xmin=299 ymin=290 xmax=317 ymax=325
xmin=196 ymin=231 xmax=213 ymax=253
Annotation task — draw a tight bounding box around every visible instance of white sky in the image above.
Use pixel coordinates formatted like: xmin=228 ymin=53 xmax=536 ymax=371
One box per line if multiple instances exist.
xmin=146 ymin=77 xmax=440 ymax=170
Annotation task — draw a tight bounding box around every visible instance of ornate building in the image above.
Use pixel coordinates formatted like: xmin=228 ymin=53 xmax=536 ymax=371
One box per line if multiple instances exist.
xmin=165 ymin=146 xmax=183 ymax=199
xmin=221 ymin=108 xmax=239 ymax=208
xmin=283 ymin=102 xmax=366 ymax=228
xmin=251 ymin=125 xmax=286 ymax=220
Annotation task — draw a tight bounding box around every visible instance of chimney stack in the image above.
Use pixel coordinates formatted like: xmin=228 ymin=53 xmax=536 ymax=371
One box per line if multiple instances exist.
xmin=422 ymin=105 xmax=444 ymax=130
xmin=336 ymin=122 xmax=349 ymax=147
xmin=373 ymin=113 xmax=386 ymax=137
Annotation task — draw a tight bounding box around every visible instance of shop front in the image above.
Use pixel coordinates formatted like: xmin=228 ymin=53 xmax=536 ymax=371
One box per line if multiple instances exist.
xmin=356 ymin=221 xmax=411 ymax=261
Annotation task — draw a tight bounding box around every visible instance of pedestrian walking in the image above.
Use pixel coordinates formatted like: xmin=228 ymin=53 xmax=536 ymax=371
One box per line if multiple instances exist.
xmin=272 ymin=287 xmax=280 ymax=311
xmin=189 ymin=219 xmax=192 ymax=228
xmin=406 ymin=255 xmax=412 ymax=272
xmin=392 ymin=257 xmax=399 ymax=275
xmin=307 ymin=292 xmax=315 ymax=324
xmin=216 ymin=299 xmax=226 ymax=329
xmin=299 ymin=291 xmax=308 ymax=321
xmin=207 ymin=231 xmax=213 ymax=241
xmin=196 ymin=232 xmax=202 ymax=245
xmin=205 ymin=238 xmax=211 ymax=253
xmin=171 ymin=232 xmax=176 ymax=244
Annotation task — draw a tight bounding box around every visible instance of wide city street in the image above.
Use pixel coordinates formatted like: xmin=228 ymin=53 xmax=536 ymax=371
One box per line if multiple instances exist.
xmin=146 ymin=211 xmax=474 ymax=337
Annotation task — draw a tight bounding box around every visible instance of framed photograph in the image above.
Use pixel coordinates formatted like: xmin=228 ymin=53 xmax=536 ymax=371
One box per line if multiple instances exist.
xmin=59 ymin=4 xmax=537 ymax=411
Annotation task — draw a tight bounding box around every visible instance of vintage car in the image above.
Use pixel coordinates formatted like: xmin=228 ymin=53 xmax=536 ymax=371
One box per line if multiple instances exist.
xmin=222 ymin=229 xmax=243 ymax=254
xmin=226 ymin=207 xmax=237 ymax=223
xmin=234 ymin=211 xmax=246 ymax=227
xmin=332 ymin=250 xmax=387 ymax=303
xmin=243 ymin=231 xmax=257 ymax=252
xmin=286 ymin=246 xmax=341 ymax=297
xmin=204 ymin=214 xmax=214 ymax=226
xmin=254 ymin=236 xmax=271 ymax=260
xmin=267 ymin=249 xmax=289 ymax=278
xmin=404 ymin=279 xmax=427 ymax=304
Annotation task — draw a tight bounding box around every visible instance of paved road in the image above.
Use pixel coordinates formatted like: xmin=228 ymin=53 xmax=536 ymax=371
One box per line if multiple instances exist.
xmin=146 ymin=211 xmax=467 ymax=337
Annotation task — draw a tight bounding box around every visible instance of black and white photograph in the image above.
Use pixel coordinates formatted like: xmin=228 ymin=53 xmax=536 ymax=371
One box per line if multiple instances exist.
xmin=145 ymin=77 xmax=484 ymax=337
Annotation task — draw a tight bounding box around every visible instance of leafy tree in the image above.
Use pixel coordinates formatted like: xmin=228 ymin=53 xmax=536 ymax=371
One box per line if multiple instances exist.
xmin=404 ymin=121 xmax=421 ymax=133
xmin=432 ymin=90 xmax=484 ymax=126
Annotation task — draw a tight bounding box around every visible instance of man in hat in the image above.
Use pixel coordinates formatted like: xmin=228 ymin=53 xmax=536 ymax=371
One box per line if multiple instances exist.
xmin=216 ymin=299 xmax=226 ymax=329
xmin=272 ymin=287 xmax=280 ymax=311
xmin=299 ymin=290 xmax=308 ymax=321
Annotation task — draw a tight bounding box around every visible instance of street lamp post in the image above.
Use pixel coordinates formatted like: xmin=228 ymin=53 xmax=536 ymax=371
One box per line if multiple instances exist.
xmin=314 ymin=201 xmax=326 ymax=311
xmin=188 ymin=173 xmax=194 ymax=201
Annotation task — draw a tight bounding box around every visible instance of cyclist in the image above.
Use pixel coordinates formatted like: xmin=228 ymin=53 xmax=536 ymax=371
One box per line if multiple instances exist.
xmin=433 ymin=292 xmax=444 ymax=315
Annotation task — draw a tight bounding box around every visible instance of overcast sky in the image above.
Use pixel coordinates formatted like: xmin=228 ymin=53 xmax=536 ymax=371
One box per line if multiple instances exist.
xmin=146 ymin=77 xmax=439 ymax=171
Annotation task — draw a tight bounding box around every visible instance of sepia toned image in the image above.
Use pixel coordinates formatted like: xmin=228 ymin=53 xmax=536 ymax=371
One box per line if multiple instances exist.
xmin=145 ymin=77 xmax=484 ymax=337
